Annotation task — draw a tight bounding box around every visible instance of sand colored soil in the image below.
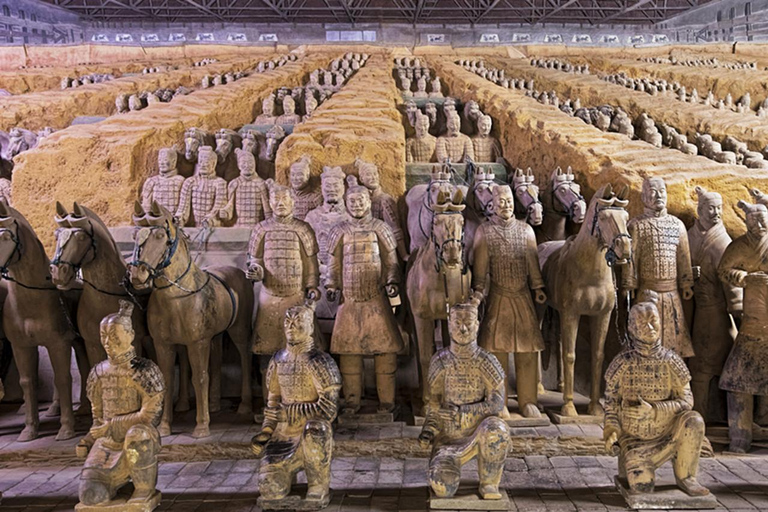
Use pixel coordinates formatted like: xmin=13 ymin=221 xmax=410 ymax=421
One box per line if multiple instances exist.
xmin=275 ymin=52 xmax=406 ymax=198
xmin=0 ymin=55 xmax=275 ymax=132
xmin=12 ymin=53 xmax=328 ymax=251
xmin=484 ymin=57 xmax=768 ymax=155
xmin=432 ymin=58 xmax=768 ymax=237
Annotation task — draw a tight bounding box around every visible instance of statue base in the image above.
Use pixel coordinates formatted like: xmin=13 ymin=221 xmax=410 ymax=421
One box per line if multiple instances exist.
xmin=614 ymin=476 xmax=718 ymax=510
xmin=504 ymin=410 xmax=551 ymax=427
xmin=75 ymin=491 xmax=161 ymax=512
xmin=257 ymin=492 xmax=331 ymax=510
xmin=546 ymin=406 xmax=604 ymax=425
xmin=429 ymin=488 xmax=510 ymax=510
xmin=337 ymin=401 xmax=401 ymax=426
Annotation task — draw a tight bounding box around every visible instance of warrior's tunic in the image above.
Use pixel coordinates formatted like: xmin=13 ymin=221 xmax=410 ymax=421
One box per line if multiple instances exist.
xmin=223 ymin=175 xmax=270 ymax=227
xmin=141 ymin=174 xmax=184 ymax=214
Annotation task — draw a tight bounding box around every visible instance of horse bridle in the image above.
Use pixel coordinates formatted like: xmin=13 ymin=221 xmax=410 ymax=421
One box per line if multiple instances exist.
xmin=590 ymin=205 xmax=631 ymax=267
xmin=129 ymin=222 xmax=181 ymax=280
xmin=430 ymin=211 xmax=467 ymax=275
xmin=51 ymin=222 xmax=97 ymax=271
xmin=513 ymin=182 xmax=543 ymax=222
xmin=0 ymin=221 xmax=23 ymax=276
xmin=551 ymin=181 xmax=585 ymax=221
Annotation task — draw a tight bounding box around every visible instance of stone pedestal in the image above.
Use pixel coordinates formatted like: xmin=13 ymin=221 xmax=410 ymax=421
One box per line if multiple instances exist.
xmin=546 ymin=406 xmax=604 ymax=425
xmin=258 ymin=492 xmax=331 ymax=511
xmin=336 ymin=400 xmax=400 ymax=426
xmin=75 ymin=491 xmax=161 ymax=512
xmin=615 ymin=476 xmax=718 ymax=510
xmin=429 ymin=488 xmax=510 ymax=510
xmin=504 ymin=411 xmax=550 ymax=428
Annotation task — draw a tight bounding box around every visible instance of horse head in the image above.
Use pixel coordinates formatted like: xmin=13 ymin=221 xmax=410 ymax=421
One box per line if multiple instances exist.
xmin=50 ymin=201 xmax=97 ymax=288
xmin=426 ymin=167 xmax=456 ymax=210
xmin=467 ymin=167 xmax=497 ymax=219
xmin=550 ymin=166 xmax=586 ymax=224
xmin=128 ymin=201 xmax=181 ymax=290
xmin=432 ymin=189 xmax=466 ymax=269
xmin=0 ymin=200 xmax=21 ymax=272
xmin=264 ymin=125 xmax=286 ymax=161
xmin=184 ymin=128 xmax=205 ymax=161
xmin=512 ymin=167 xmax=543 ymax=226
xmin=590 ymin=184 xmax=631 ymax=265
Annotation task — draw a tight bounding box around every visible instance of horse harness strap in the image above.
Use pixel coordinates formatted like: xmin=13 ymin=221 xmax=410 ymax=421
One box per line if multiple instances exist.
xmin=209 ymin=271 xmax=238 ymax=332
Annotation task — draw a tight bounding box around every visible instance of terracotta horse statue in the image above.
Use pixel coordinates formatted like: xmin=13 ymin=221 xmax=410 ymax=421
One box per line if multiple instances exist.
xmin=0 ymin=201 xmax=80 ymax=441
xmin=128 ymin=201 xmax=254 ymax=438
xmin=538 ymin=183 xmax=632 ymax=418
xmin=50 ymin=202 xmax=153 ymax=405
xmin=461 ymin=166 xmax=497 ymax=262
xmin=536 ymin=166 xmax=587 ymax=244
xmin=178 ymin=127 xmax=214 ymax=177
xmin=511 ymin=167 xmax=544 ymax=227
xmin=405 ymin=168 xmax=459 ymax=254
xmin=406 ymin=189 xmax=471 ymax=409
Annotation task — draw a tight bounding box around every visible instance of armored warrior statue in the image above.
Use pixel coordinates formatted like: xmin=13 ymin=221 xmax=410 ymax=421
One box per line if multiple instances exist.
xmin=326 ymin=180 xmax=403 ymax=414
xmin=303 ymin=94 xmax=318 ymax=122
xmin=356 ymin=158 xmax=409 ymax=261
xmin=175 ymin=146 xmax=227 ymax=228
xmin=247 ymin=185 xmax=320 ymax=380
xmin=436 ymin=112 xmax=475 ymax=164
xmin=251 ymin=304 xmax=341 ymax=510
xmin=622 ymin=177 xmax=694 ymax=357
xmin=141 ymin=148 xmax=185 ymax=214
xmin=254 ymin=94 xmax=278 ymax=125
xmin=718 ymin=200 xmax=768 ymax=453
xmin=276 ymin=95 xmax=301 ymax=126
xmin=289 ymin=156 xmax=323 ymax=221
xmin=471 ymin=115 xmax=503 ymax=163
xmin=687 ymin=187 xmax=741 ymax=422
xmin=429 ymin=77 xmax=443 ymax=99
xmin=418 ymin=301 xmax=511 ymax=502
xmin=604 ymin=300 xmax=711 ymax=500
xmin=305 ymin=166 xmax=350 ymax=328
xmin=76 ymin=301 xmax=165 ymax=512
xmin=405 ymin=113 xmax=437 ymax=164
xmin=414 ymin=76 xmax=429 ymax=99
xmin=221 ymin=149 xmax=271 ymax=227
xmin=472 ymin=185 xmax=546 ymax=418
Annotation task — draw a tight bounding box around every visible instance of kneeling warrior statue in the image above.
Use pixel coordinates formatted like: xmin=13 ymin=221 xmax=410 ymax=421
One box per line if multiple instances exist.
xmin=419 ymin=300 xmax=511 ymax=503
xmin=252 ymin=304 xmax=341 ymax=510
xmin=77 ymin=301 xmax=165 ymax=512
xmin=604 ymin=299 xmax=711 ymax=503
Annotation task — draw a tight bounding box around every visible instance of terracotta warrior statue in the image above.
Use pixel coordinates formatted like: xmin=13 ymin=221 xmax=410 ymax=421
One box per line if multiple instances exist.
xmin=472 ymin=115 xmax=503 ymax=163
xmin=356 ymin=158 xmax=409 ymax=261
xmin=305 ymin=166 xmax=350 ymax=327
xmin=471 ymin=184 xmax=546 ymax=418
xmin=604 ymin=299 xmax=710 ymax=499
xmin=687 ymin=186 xmax=741 ymax=422
xmin=414 ymin=77 xmax=429 ymax=99
xmin=289 ymin=156 xmax=323 ymax=221
xmin=141 ymin=148 xmax=185 ymax=214
xmin=718 ymin=200 xmax=768 ymax=453
xmin=436 ymin=112 xmax=475 ymax=164
xmin=429 ymin=77 xmax=443 ymax=98
xmin=326 ymin=179 xmax=403 ymax=414
xmin=251 ymin=304 xmax=341 ymax=510
xmin=418 ymin=301 xmax=511 ymax=502
xmin=221 ymin=148 xmax=271 ymax=227
xmin=76 ymin=301 xmax=164 ymax=511
xmin=622 ymin=177 xmax=694 ymax=357
xmin=276 ymin=95 xmax=301 ymax=126
xmin=175 ymin=146 xmax=228 ymax=228
xmin=405 ymin=113 xmax=437 ymax=163
xmin=247 ymin=184 xmax=320 ymax=387
xmin=255 ymin=94 xmax=278 ymax=125
xmin=303 ymin=94 xmax=318 ymax=122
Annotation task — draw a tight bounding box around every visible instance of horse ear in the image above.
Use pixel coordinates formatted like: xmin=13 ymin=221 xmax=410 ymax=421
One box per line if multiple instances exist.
xmin=554 ymin=166 xmax=562 ymax=175
xmin=452 ymin=188 xmax=465 ymax=205
xmin=526 ymin=167 xmax=533 ymax=176
xmin=55 ymin=201 xmax=68 ymax=217
xmin=72 ymin=202 xmax=85 ymax=218
xmin=603 ymin=184 xmax=614 ymax=198
xmin=150 ymin=201 xmax=163 ymax=217
xmin=134 ymin=201 xmax=145 ymax=216
xmin=617 ymin=185 xmax=629 ymax=201
xmin=436 ymin=189 xmax=449 ymax=205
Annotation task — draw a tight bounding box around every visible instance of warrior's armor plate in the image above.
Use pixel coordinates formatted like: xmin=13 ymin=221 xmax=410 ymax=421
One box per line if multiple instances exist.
xmin=291 ymin=188 xmax=323 ymax=221
xmin=406 ymin=135 xmax=437 ymax=163
xmin=225 ymin=176 xmax=269 ymax=227
xmin=142 ymin=175 xmax=185 ymax=214
xmin=370 ymin=190 xmax=405 ymax=253
xmin=471 ymin=136 xmax=503 ymax=163
xmin=267 ymin=349 xmax=342 ymax=418
xmin=435 ymin=133 xmax=475 ymax=163
xmin=484 ymin=222 xmax=532 ymax=293
xmin=630 ymin=215 xmax=687 ymax=287
xmin=176 ymin=175 xmax=227 ymax=227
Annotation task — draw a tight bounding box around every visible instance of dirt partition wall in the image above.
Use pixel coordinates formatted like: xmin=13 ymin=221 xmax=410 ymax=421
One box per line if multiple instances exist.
xmin=431 ymin=58 xmax=768 ymax=237
xmin=0 ymin=55 xmax=273 ymax=132
xmin=521 ymin=43 xmax=738 ymax=60
xmin=486 ymin=57 xmax=768 ymax=155
xmin=275 ymin=52 xmax=406 ymax=198
xmin=12 ymin=54 xmax=328 ymax=251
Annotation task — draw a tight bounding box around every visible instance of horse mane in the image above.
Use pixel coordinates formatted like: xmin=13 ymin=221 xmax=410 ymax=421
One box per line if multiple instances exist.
xmin=582 ymin=183 xmax=613 ymax=235
xmin=77 ymin=204 xmax=125 ymax=261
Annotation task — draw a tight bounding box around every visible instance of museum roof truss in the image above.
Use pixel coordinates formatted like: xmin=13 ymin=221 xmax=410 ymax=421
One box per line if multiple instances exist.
xmin=42 ymin=0 xmax=714 ymax=25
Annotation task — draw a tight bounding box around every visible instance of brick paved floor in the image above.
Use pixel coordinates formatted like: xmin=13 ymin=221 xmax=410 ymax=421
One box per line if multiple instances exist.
xmin=1 ymin=454 xmax=768 ymax=511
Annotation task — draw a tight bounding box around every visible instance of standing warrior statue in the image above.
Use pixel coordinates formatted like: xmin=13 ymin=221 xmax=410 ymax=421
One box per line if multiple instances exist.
xmin=356 ymin=158 xmax=409 ymax=261
xmin=221 ymin=148 xmax=271 ymax=227
xmin=76 ymin=301 xmax=165 ymax=511
xmin=418 ymin=301 xmax=511 ymax=502
xmin=141 ymin=148 xmax=185 ymax=214
xmin=622 ymin=177 xmax=695 ymax=357
xmin=254 ymin=94 xmax=278 ymax=125
xmin=251 ymin=304 xmax=341 ymax=510
xmin=435 ymin=111 xmax=475 ymax=164
xmin=687 ymin=186 xmax=741 ymax=421
xmin=405 ymin=113 xmax=437 ymax=163
xmin=471 ymin=114 xmax=503 ymax=163
xmin=718 ymin=200 xmax=768 ymax=453
xmin=326 ymin=179 xmax=403 ymax=414
xmin=175 ymin=146 xmax=227 ymax=228
xmin=604 ymin=300 xmax=710 ymax=500
xmin=289 ymin=156 xmax=323 ymax=221
xmin=472 ymin=184 xmax=546 ymax=418
xmin=247 ymin=185 xmax=320 ymax=387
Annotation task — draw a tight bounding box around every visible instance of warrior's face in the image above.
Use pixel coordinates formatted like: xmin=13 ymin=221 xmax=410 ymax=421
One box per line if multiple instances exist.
xmin=415 ymin=116 xmax=430 ymax=139
xmin=270 ymin=189 xmax=294 ymax=218
xmin=448 ymin=307 xmax=478 ymax=346
xmin=196 ymin=148 xmax=217 ymax=177
xmin=237 ymin=153 xmax=256 ymax=177
xmin=290 ymin=166 xmax=310 ymax=190
xmin=478 ymin=116 xmax=492 ymax=137
xmin=642 ymin=178 xmax=667 ymax=212
xmin=628 ymin=302 xmax=662 ymax=356
xmin=321 ymin=177 xmax=344 ymax=204
xmin=746 ymin=210 xmax=768 ymax=238
xmin=100 ymin=322 xmax=134 ymax=361
xmin=698 ymin=195 xmax=723 ymax=231
xmin=284 ymin=308 xmax=313 ymax=347
xmin=262 ymin=98 xmax=275 ymax=116
xmin=492 ymin=186 xmax=515 ymax=221
xmin=359 ymin=166 xmax=380 ymax=191
xmin=446 ymin=114 xmax=460 ymax=137
xmin=347 ymin=190 xmax=371 ymax=219
xmin=158 ymin=149 xmax=177 ymax=176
